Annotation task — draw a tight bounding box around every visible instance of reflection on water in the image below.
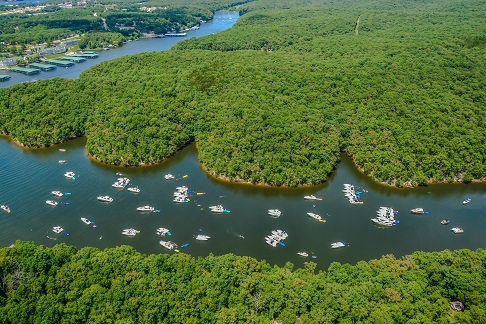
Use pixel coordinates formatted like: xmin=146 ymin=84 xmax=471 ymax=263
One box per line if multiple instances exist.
xmin=0 ymin=136 xmax=484 ymax=270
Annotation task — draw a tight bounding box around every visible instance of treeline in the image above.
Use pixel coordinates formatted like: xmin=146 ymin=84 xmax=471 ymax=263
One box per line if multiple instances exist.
xmin=0 ymin=0 xmax=484 ymax=187
xmin=0 ymin=241 xmax=485 ymax=323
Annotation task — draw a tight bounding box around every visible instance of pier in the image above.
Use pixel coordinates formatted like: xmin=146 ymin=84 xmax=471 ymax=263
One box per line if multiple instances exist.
xmin=29 ymin=62 xmax=57 ymax=71
xmin=61 ymin=56 xmax=86 ymax=63
xmin=165 ymin=33 xmax=187 ymax=37
xmin=11 ymin=67 xmax=41 ymax=75
xmin=44 ymin=59 xmax=75 ymax=67
xmin=0 ymin=75 xmax=11 ymax=81
xmin=72 ymin=52 xmax=99 ymax=59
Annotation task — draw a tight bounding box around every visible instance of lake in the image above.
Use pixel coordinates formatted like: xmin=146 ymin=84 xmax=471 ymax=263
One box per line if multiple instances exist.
xmin=0 ymin=137 xmax=484 ymax=270
xmin=0 ymin=11 xmax=239 ymax=88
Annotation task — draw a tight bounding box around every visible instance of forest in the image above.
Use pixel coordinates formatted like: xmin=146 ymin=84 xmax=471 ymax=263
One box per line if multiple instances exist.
xmin=0 ymin=0 xmax=484 ymax=187
xmin=0 ymin=241 xmax=485 ymax=323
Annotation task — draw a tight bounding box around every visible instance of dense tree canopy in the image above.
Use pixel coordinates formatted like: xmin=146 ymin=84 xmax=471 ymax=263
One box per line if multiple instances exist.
xmin=0 ymin=0 xmax=484 ymax=187
xmin=0 ymin=242 xmax=485 ymax=323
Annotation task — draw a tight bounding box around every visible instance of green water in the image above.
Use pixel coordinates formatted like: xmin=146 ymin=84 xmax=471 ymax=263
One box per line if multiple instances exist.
xmin=0 ymin=137 xmax=484 ymax=270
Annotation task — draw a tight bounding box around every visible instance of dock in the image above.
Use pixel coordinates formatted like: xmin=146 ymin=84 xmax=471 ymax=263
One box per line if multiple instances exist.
xmin=11 ymin=67 xmax=41 ymax=75
xmin=29 ymin=62 xmax=57 ymax=71
xmin=0 ymin=75 xmax=11 ymax=81
xmin=165 ymin=33 xmax=187 ymax=37
xmin=72 ymin=52 xmax=99 ymax=59
xmin=61 ymin=56 xmax=86 ymax=63
xmin=44 ymin=59 xmax=75 ymax=67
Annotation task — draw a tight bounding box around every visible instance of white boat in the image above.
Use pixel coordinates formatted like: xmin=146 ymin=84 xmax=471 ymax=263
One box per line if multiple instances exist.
xmin=59 ymin=149 xmax=66 ymax=152
xmin=156 ymin=228 xmax=171 ymax=236
xmin=304 ymin=195 xmax=322 ymax=201
xmin=127 ymin=187 xmax=140 ymax=193
xmin=112 ymin=177 xmax=130 ymax=188
xmin=137 ymin=205 xmax=154 ymax=212
xmin=209 ymin=205 xmax=224 ymax=213
xmin=173 ymin=196 xmax=186 ymax=203
xmin=97 ymin=196 xmax=113 ymax=202
xmin=52 ymin=191 xmax=63 ymax=197
xmin=297 ymin=252 xmax=308 ymax=257
xmin=331 ymin=241 xmax=346 ymax=249
xmin=81 ymin=218 xmax=92 ymax=225
xmin=1 ymin=205 xmax=11 ymax=213
xmin=46 ymin=200 xmax=58 ymax=207
xmin=195 ymin=235 xmax=211 ymax=241
xmin=371 ymin=218 xmax=393 ymax=226
xmin=410 ymin=208 xmax=424 ymax=214
xmin=122 ymin=228 xmax=140 ymax=236
xmin=52 ymin=226 xmax=64 ymax=234
xmin=306 ymin=212 xmax=323 ymax=221
xmin=268 ymin=209 xmax=282 ymax=217
xmin=271 ymin=229 xmax=288 ymax=240
xmin=58 ymin=159 xmax=66 ymax=164
xmin=64 ymin=171 xmax=75 ymax=178
xmin=265 ymin=237 xmax=278 ymax=247
xmin=160 ymin=240 xmax=177 ymax=250
xmin=451 ymin=227 xmax=464 ymax=234
xmin=164 ymin=174 xmax=175 ymax=180
xmin=463 ymin=198 xmax=471 ymax=205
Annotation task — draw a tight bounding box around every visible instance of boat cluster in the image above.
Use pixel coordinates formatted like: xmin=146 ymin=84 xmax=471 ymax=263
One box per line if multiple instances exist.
xmin=342 ymin=183 xmax=363 ymax=205
xmin=112 ymin=177 xmax=130 ymax=189
xmin=173 ymin=186 xmax=190 ymax=203
xmin=371 ymin=207 xmax=399 ymax=227
xmin=265 ymin=229 xmax=288 ymax=247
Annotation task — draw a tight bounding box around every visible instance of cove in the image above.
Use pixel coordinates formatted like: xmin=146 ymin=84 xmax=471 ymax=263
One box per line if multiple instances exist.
xmin=0 ymin=136 xmax=484 ymax=270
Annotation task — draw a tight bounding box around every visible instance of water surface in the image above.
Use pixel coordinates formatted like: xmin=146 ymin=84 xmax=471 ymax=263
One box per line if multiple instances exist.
xmin=0 ymin=137 xmax=484 ymax=270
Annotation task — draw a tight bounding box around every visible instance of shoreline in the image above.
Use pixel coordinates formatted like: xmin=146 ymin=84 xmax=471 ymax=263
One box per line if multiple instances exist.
xmin=1 ymin=133 xmax=483 ymax=189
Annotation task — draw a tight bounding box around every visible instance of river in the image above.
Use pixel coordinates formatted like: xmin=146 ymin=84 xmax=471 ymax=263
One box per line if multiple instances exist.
xmin=0 ymin=137 xmax=484 ymax=270
xmin=0 ymin=11 xmax=239 ymax=88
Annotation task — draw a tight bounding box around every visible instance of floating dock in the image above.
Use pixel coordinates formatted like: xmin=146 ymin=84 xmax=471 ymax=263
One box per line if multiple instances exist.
xmin=72 ymin=52 xmax=98 ymax=59
xmin=29 ymin=62 xmax=57 ymax=71
xmin=11 ymin=67 xmax=41 ymax=75
xmin=61 ymin=56 xmax=86 ymax=63
xmin=165 ymin=33 xmax=187 ymax=37
xmin=0 ymin=75 xmax=11 ymax=81
xmin=44 ymin=59 xmax=75 ymax=67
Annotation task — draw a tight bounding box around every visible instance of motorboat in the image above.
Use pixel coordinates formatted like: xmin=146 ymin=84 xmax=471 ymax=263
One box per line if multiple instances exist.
xmin=441 ymin=219 xmax=451 ymax=225
xmin=331 ymin=241 xmax=346 ymax=249
xmin=127 ymin=187 xmax=140 ymax=193
xmin=58 ymin=159 xmax=66 ymax=164
xmin=52 ymin=191 xmax=63 ymax=197
xmin=271 ymin=229 xmax=288 ymax=240
xmin=1 ymin=205 xmax=10 ymax=213
xmin=268 ymin=209 xmax=282 ymax=217
xmin=81 ymin=218 xmax=92 ymax=225
xmin=209 ymin=205 xmax=224 ymax=213
xmin=160 ymin=240 xmax=177 ymax=250
xmin=64 ymin=171 xmax=75 ymax=179
xmin=122 ymin=228 xmax=140 ymax=236
xmin=463 ymin=198 xmax=471 ymax=205
xmin=52 ymin=226 xmax=64 ymax=234
xmin=137 ymin=205 xmax=155 ymax=212
xmin=97 ymin=196 xmax=113 ymax=203
xmin=307 ymin=212 xmax=323 ymax=221
xmin=173 ymin=196 xmax=186 ymax=203
xmin=410 ymin=208 xmax=424 ymax=214
xmin=156 ymin=228 xmax=171 ymax=236
xmin=451 ymin=227 xmax=464 ymax=234
xmin=265 ymin=237 xmax=278 ymax=247
xmin=195 ymin=235 xmax=211 ymax=241
xmin=164 ymin=174 xmax=175 ymax=180
xmin=304 ymin=195 xmax=322 ymax=201
xmin=112 ymin=177 xmax=130 ymax=188
xmin=59 ymin=149 xmax=66 ymax=152
xmin=46 ymin=200 xmax=58 ymax=207
xmin=371 ymin=218 xmax=393 ymax=226
xmin=297 ymin=252 xmax=308 ymax=257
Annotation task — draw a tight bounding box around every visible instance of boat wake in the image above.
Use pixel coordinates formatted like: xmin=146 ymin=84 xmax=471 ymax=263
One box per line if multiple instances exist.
xmin=226 ymin=228 xmax=245 ymax=239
